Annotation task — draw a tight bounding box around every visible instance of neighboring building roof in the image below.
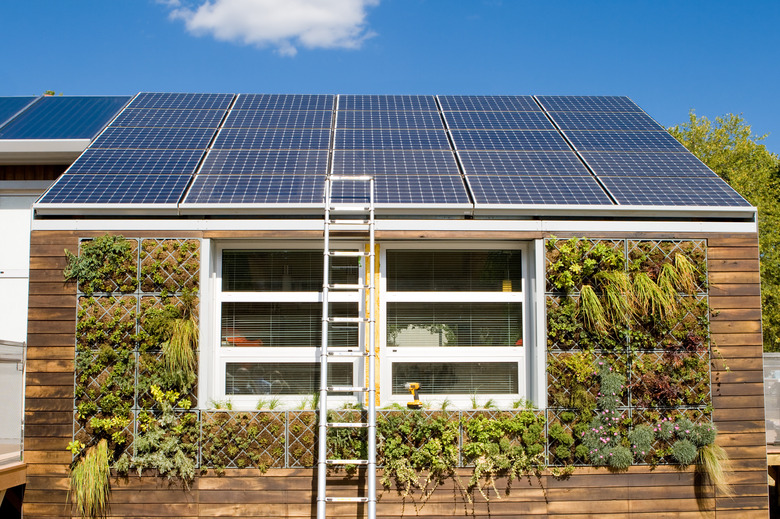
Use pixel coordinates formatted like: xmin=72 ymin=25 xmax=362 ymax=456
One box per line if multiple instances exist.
xmin=26 ymin=93 xmax=751 ymax=219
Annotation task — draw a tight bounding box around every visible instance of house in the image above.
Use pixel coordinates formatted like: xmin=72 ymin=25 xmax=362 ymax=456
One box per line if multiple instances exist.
xmin=5 ymin=93 xmax=770 ymax=517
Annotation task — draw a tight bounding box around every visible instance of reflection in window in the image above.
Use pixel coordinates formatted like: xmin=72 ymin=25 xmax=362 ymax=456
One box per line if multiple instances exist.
xmin=226 ymin=362 xmax=352 ymax=395
xmin=387 ymin=250 xmax=521 ymax=291
xmin=392 ymin=362 xmax=518 ymax=394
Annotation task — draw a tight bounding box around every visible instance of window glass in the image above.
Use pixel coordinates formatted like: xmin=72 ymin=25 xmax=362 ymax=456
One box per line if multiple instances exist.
xmin=387 ymin=302 xmax=522 ymax=347
xmin=387 ymin=250 xmax=521 ymax=291
xmin=226 ymin=362 xmax=352 ymax=395
xmin=392 ymin=362 xmax=518 ymax=394
xmin=223 ymin=250 xmax=322 ymax=291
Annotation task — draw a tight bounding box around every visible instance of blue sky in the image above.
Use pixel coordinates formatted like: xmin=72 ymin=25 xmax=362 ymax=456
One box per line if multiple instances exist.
xmin=1 ymin=0 xmax=778 ymax=152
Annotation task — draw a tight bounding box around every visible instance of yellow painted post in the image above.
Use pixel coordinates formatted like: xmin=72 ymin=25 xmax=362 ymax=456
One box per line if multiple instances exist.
xmin=365 ymin=242 xmax=381 ymax=407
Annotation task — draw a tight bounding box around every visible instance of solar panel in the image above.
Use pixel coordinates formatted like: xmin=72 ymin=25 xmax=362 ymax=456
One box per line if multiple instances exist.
xmin=468 ymin=175 xmax=613 ymax=205
xmin=564 ymin=131 xmax=687 ymax=152
xmin=130 ymin=92 xmax=234 ymax=110
xmin=458 ymin=151 xmax=590 ymax=176
xmin=233 ymin=94 xmax=334 ymax=111
xmin=331 ymin=175 xmax=470 ymax=204
xmin=67 ymin=149 xmax=205 ymax=175
xmin=213 ymin=128 xmax=331 ymax=150
xmin=185 ymin=174 xmax=325 ymax=204
xmin=0 ymin=96 xmax=130 ymax=140
xmin=38 ymin=173 xmax=191 ymax=204
xmin=113 ymin=108 xmax=225 ymax=128
xmin=335 ymin=129 xmax=450 ymax=150
xmin=600 ymin=176 xmax=751 ymax=206
xmin=199 ymin=149 xmax=328 ymax=175
xmin=450 ymin=130 xmax=570 ymax=151
xmin=547 ymin=111 xmax=662 ymax=131
xmin=337 ymin=111 xmax=444 ymax=129
xmin=332 ymin=150 xmax=459 ymax=176
xmin=92 ymin=127 xmax=216 ymax=150
xmin=339 ymin=95 xmax=437 ymax=111
xmin=536 ymin=95 xmax=642 ymax=112
xmin=580 ymin=152 xmax=718 ymax=178
xmin=445 ymin=111 xmax=554 ymax=130
xmin=0 ymin=96 xmax=37 ymax=127
xmin=223 ymin=110 xmax=332 ymax=129
xmin=438 ymin=95 xmax=540 ymax=112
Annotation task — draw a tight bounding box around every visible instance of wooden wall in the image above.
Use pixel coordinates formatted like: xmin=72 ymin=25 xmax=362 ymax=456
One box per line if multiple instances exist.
xmin=0 ymin=164 xmax=66 ymax=181
xmin=22 ymin=230 xmax=769 ymax=518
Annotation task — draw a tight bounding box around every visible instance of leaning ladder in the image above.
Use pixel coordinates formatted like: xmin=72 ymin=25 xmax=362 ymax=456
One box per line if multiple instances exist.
xmin=317 ymin=175 xmax=377 ymax=519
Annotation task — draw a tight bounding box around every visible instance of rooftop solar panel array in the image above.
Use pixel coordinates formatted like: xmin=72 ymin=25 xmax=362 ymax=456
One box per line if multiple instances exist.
xmin=0 ymin=96 xmax=37 ymax=128
xmin=35 ymin=93 xmax=750 ymax=210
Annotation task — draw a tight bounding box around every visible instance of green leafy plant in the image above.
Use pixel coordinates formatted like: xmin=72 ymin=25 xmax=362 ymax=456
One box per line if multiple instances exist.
xmin=69 ymin=438 xmax=111 ymax=519
xmin=64 ymin=235 xmax=137 ymax=294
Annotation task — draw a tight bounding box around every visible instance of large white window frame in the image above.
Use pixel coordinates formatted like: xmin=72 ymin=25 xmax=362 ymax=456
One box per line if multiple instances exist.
xmin=379 ymin=241 xmax=531 ymax=408
xmin=209 ymin=240 xmax=366 ymax=409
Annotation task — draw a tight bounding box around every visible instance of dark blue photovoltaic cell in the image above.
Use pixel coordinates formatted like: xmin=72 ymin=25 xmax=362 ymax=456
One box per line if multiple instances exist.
xmin=468 ymin=175 xmax=612 ymax=205
xmin=536 ymin=96 xmax=642 ymax=112
xmin=38 ymin=173 xmax=190 ymax=204
xmin=213 ymin=128 xmax=330 ymax=150
xmin=438 ymin=96 xmax=540 ymax=112
xmin=335 ymin=129 xmax=450 ymax=150
xmin=113 ymin=108 xmax=225 ymax=128
xmin=564 ymin=131 xmax=687 ymax=152
xmin=601 ymin=176 xmax=751 ymax=206
xmin=339 ymin=95 xmax=437 ymax=111
xmin=337 ymin=111 xmax=444 ymax=129
xmin=451 ymin=130 xmax=570 ymax=151
xmin=331 ymin=175 xmax=470 ymax=204
xmin=0 ymin=97 xmax=37 ymax=126
xmin=445 ymin=111 xmax=554 ymax=130
xmin=547 ymin=111 xmax=662 ymax=131
xmin=185 ymin=174 xmax=325 ymax=204
xmin=199 ymin=149 xmax=328 ymax=175
xmin=130 ymin=92 xmax=234 ymax=110
xmin=233 ymin=94 xmax=334 ymax=111
xmin=0 ymin=96 xmax=130 ymax=139
xmin=332 ymin=150 xmax=459 ymax=176
xmin=459 ymin=151 xmax=590 ymax=176
xmin=581 ymin=152 xmax=718 ymax=178
xmin=223 ymin=110 xmax=332 ymax=129
xmin=67 ymin=149 xmax=205 ymax=175
xmin=92 ymin=127 xmax=216 ymax=149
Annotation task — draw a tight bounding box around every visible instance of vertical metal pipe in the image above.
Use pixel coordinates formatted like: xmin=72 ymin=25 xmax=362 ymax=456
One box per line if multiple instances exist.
xmin=317 ymin=178 xmax=331 ymax=519
xmin=367 ymin=177 xmax=377 ymax=519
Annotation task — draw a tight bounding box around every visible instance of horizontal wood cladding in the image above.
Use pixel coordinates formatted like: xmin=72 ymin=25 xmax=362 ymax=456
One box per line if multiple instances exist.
xmin=0 ymin=164 xmax=66 ymax=181
xmin=23 ymin=230 xmax=768 ymax=517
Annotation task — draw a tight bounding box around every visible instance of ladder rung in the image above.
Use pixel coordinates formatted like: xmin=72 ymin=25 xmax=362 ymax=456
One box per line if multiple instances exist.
xmin=325 ymin=496 xmax=369 ymax=503
xmin=327 ymin=250 xmax=370 ymax=257
xmin=327 ymin=283 xmax=368 ymax=290
xmin=326 ymin=350 xmax=369 ymax=357
xmin=328 ymin=206 xmax=371 ymax=212
xmin=328 ymin=219 xmax=370 ymax=225
xmin=327 ymin=422 xmax=369 ymax=428
xmin=327 ymin=386 xmax=368 ymax=392
xmin=327 ymin=317 xmax=369 ymax=323
xmin=330 ymin=175 xmax=372 ymax=182
xmin=326 ymin=459 xmax=369 ymax=465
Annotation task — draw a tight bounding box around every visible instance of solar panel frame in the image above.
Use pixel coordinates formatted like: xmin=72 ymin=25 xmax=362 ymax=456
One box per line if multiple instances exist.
xmin=233 ymin=94 xmax=334 ymax=111
xmin=198 ymin=149 xmax=329 ymax=175
xmin=332 ymin=150 xmax=459 ymax=176
xmin=335 ymin=129 xmax=451 ymax=150
xmin=580 ymin=151 xmax=719 ymax=178
xmin=535 ymin=95 xmax=642 ymax=112
xmin=223 ymin=109 xmax=332 ymax=129
xmin=450 ymin=130 xmax=571 ymax=151
xmin=336 ymin=111 xmax=444 ymax=129
xmin=130 ymin=92 xmax=234 ymax=110
xmin=458 ymin=150 xmax=591 ymax=176
xmin=467 ymin=175 xmax=613 ymax=205
xmin=438 ymin=95 xmax=541 ymax=112
xmin=213 ymin=128 xmax=331 ymax=150
xmin=564 ymin=131 xmax=688 ymax=152
xmin=547 ymin=111 xmax=663 ymax=131
xmin=112 ymin=108 xmax=225 ymax=128
xmin=66 ymin=149 xmax=205 ymax=175
xmin=91 ymin=126 xmax=217 ymax=150
xmin=339 ymin=95 xmax=438 ymax=111
xmin=38 ymin=173 xmax=191 ymax=204
xmin=444 ymin=111 xmax=554 ymax=130
xmin=600 ymin=176 xmax=751 ymax=206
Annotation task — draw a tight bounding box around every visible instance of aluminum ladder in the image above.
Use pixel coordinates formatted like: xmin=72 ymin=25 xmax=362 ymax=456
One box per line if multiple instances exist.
xmin=317 ymin=175 xmax=377 ymax=519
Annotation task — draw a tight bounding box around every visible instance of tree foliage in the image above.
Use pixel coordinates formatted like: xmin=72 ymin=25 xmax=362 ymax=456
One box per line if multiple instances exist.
xmin=669 ymin=112 xmax=780 ymax=351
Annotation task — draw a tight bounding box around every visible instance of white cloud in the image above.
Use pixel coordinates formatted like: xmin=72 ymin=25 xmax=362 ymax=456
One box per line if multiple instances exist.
xmin=167 ymin=0 xmax=379 ymax=56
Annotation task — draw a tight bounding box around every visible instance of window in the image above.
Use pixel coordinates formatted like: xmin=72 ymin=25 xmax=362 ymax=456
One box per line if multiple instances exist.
xmin=213 ymin=246 xmax=364 ymax=407
xmin=381 ymin=245 xmax=528 ymax=407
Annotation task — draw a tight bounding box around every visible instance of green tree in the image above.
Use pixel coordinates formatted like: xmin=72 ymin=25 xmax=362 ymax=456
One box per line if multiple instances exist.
xmin=669 ymin=112 xmax=780 ymax=351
